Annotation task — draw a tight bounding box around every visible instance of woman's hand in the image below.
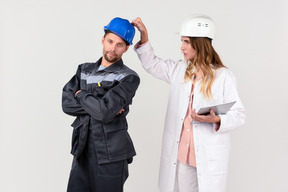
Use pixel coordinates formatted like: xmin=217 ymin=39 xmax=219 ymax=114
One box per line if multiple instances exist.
xmin=191 ymin=109 xmax=221 ymax=124
xmin=132 ymin=17 xmax=149 ymax=45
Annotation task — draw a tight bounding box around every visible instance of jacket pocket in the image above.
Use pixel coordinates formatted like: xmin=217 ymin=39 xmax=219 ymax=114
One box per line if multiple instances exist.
xmin=70 ymin=116 xmax=90 ymax=158
xmin=92 ymin=81 xmax=119 ymax=98
xmin=206 ymin=145 xmax=230 ymax=175
xmin=106 ymin=130 xmax=135 ymax=159
xmin=103 ymin=118 xmax=135 ymax=159
xmin=70 ymin=117 xmax=83 ymax=156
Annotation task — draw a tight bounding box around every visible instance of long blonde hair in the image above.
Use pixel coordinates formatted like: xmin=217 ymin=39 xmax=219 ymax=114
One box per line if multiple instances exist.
xmin=184 ymin=37 xmax=226 ymax=99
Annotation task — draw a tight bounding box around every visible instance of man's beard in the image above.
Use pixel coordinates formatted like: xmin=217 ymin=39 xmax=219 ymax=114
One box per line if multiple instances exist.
xmin=104 ymin=51 xmax=119 ymax=63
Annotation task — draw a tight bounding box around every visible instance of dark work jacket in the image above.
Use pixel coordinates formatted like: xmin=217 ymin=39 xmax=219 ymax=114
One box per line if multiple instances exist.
xmin=62 ymin=58 xmax=140 ymax=164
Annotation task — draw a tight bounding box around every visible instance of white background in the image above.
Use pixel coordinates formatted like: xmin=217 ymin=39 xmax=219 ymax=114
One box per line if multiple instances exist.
xmin=0 ymin=0 xmax=288 ymax=191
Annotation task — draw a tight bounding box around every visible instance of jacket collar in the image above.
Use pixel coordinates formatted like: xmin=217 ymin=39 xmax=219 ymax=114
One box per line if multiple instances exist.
xmin=96 ymin=57 xmax=124 ymax=72
xmin=82 ymin=57 xmax=124 ymax=73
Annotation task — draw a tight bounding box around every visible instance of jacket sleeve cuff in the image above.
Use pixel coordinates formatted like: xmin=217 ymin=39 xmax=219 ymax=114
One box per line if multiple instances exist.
xmin=133 ymin=41 xmax=152 ymax=53
xmin=134 ymin=41 xmax=149 ymax=49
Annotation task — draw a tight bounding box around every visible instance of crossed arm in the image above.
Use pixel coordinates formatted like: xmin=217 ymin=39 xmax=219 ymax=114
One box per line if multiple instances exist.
xmin=62 ymin=67 xmax=140 ymax=122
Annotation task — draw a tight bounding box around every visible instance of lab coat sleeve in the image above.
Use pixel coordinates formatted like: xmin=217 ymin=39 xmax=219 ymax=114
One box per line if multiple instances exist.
xmin=134 ymin=41 xmax=182 ymax=84
xmin=215 ymin=70 xmax=246 ymax=133
xmin=62 ymin=65 xmax=88 ymax=116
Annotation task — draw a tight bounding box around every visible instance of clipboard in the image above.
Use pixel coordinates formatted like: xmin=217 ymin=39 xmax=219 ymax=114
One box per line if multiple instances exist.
xmin=196 ymin=101 xmax=236 ymax=115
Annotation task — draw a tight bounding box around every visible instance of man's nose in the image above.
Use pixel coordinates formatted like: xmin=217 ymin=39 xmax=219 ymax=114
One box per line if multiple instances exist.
xmin=110 ymin=44 xmax=117 ymax=51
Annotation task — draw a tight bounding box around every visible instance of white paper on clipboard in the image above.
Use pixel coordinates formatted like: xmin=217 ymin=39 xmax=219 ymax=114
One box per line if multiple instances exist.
xmin=196 ymin=101 xmax=236 ymax=115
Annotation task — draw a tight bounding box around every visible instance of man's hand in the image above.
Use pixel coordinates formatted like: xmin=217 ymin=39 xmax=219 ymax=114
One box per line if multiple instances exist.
xmin=132 ymin=17 xmax=149 ymax=45
xmin=117 ymin=109 xmax=125 ymax=115
xmin=74 ymin=90 xmax=82 ymax=97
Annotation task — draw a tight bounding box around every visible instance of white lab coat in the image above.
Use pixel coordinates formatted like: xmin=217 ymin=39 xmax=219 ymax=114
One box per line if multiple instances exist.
xmin=134 ymin=42 xmax=245 ymax=192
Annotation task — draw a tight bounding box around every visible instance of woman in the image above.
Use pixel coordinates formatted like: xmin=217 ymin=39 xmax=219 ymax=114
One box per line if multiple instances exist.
xmin=132 ymin=15 xmax=245 ymax=192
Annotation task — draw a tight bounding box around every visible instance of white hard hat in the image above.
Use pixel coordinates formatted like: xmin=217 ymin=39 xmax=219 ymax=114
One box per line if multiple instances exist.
xmin=179 ymin=15 xmax=215 ymax=39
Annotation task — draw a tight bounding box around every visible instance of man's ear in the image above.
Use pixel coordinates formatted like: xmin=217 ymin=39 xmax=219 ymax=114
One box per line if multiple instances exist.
xmin=101 ymin=37 xmax=105 ymax=46
xmin=124 ymin=45 xmax=130 ymax=53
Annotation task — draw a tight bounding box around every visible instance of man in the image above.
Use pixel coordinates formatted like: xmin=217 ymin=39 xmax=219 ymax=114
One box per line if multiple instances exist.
xmin=62 ymin=17 xmax=140 ymax=192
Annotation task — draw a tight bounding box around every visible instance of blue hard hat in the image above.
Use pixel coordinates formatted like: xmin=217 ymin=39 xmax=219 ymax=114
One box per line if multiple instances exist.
xmin=104 ymin=17 xmax=135 ymax=45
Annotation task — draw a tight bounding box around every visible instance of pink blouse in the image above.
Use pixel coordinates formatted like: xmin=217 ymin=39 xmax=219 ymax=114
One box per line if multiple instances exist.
xmin=177 ymin=74 xmax=201 ymax=167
